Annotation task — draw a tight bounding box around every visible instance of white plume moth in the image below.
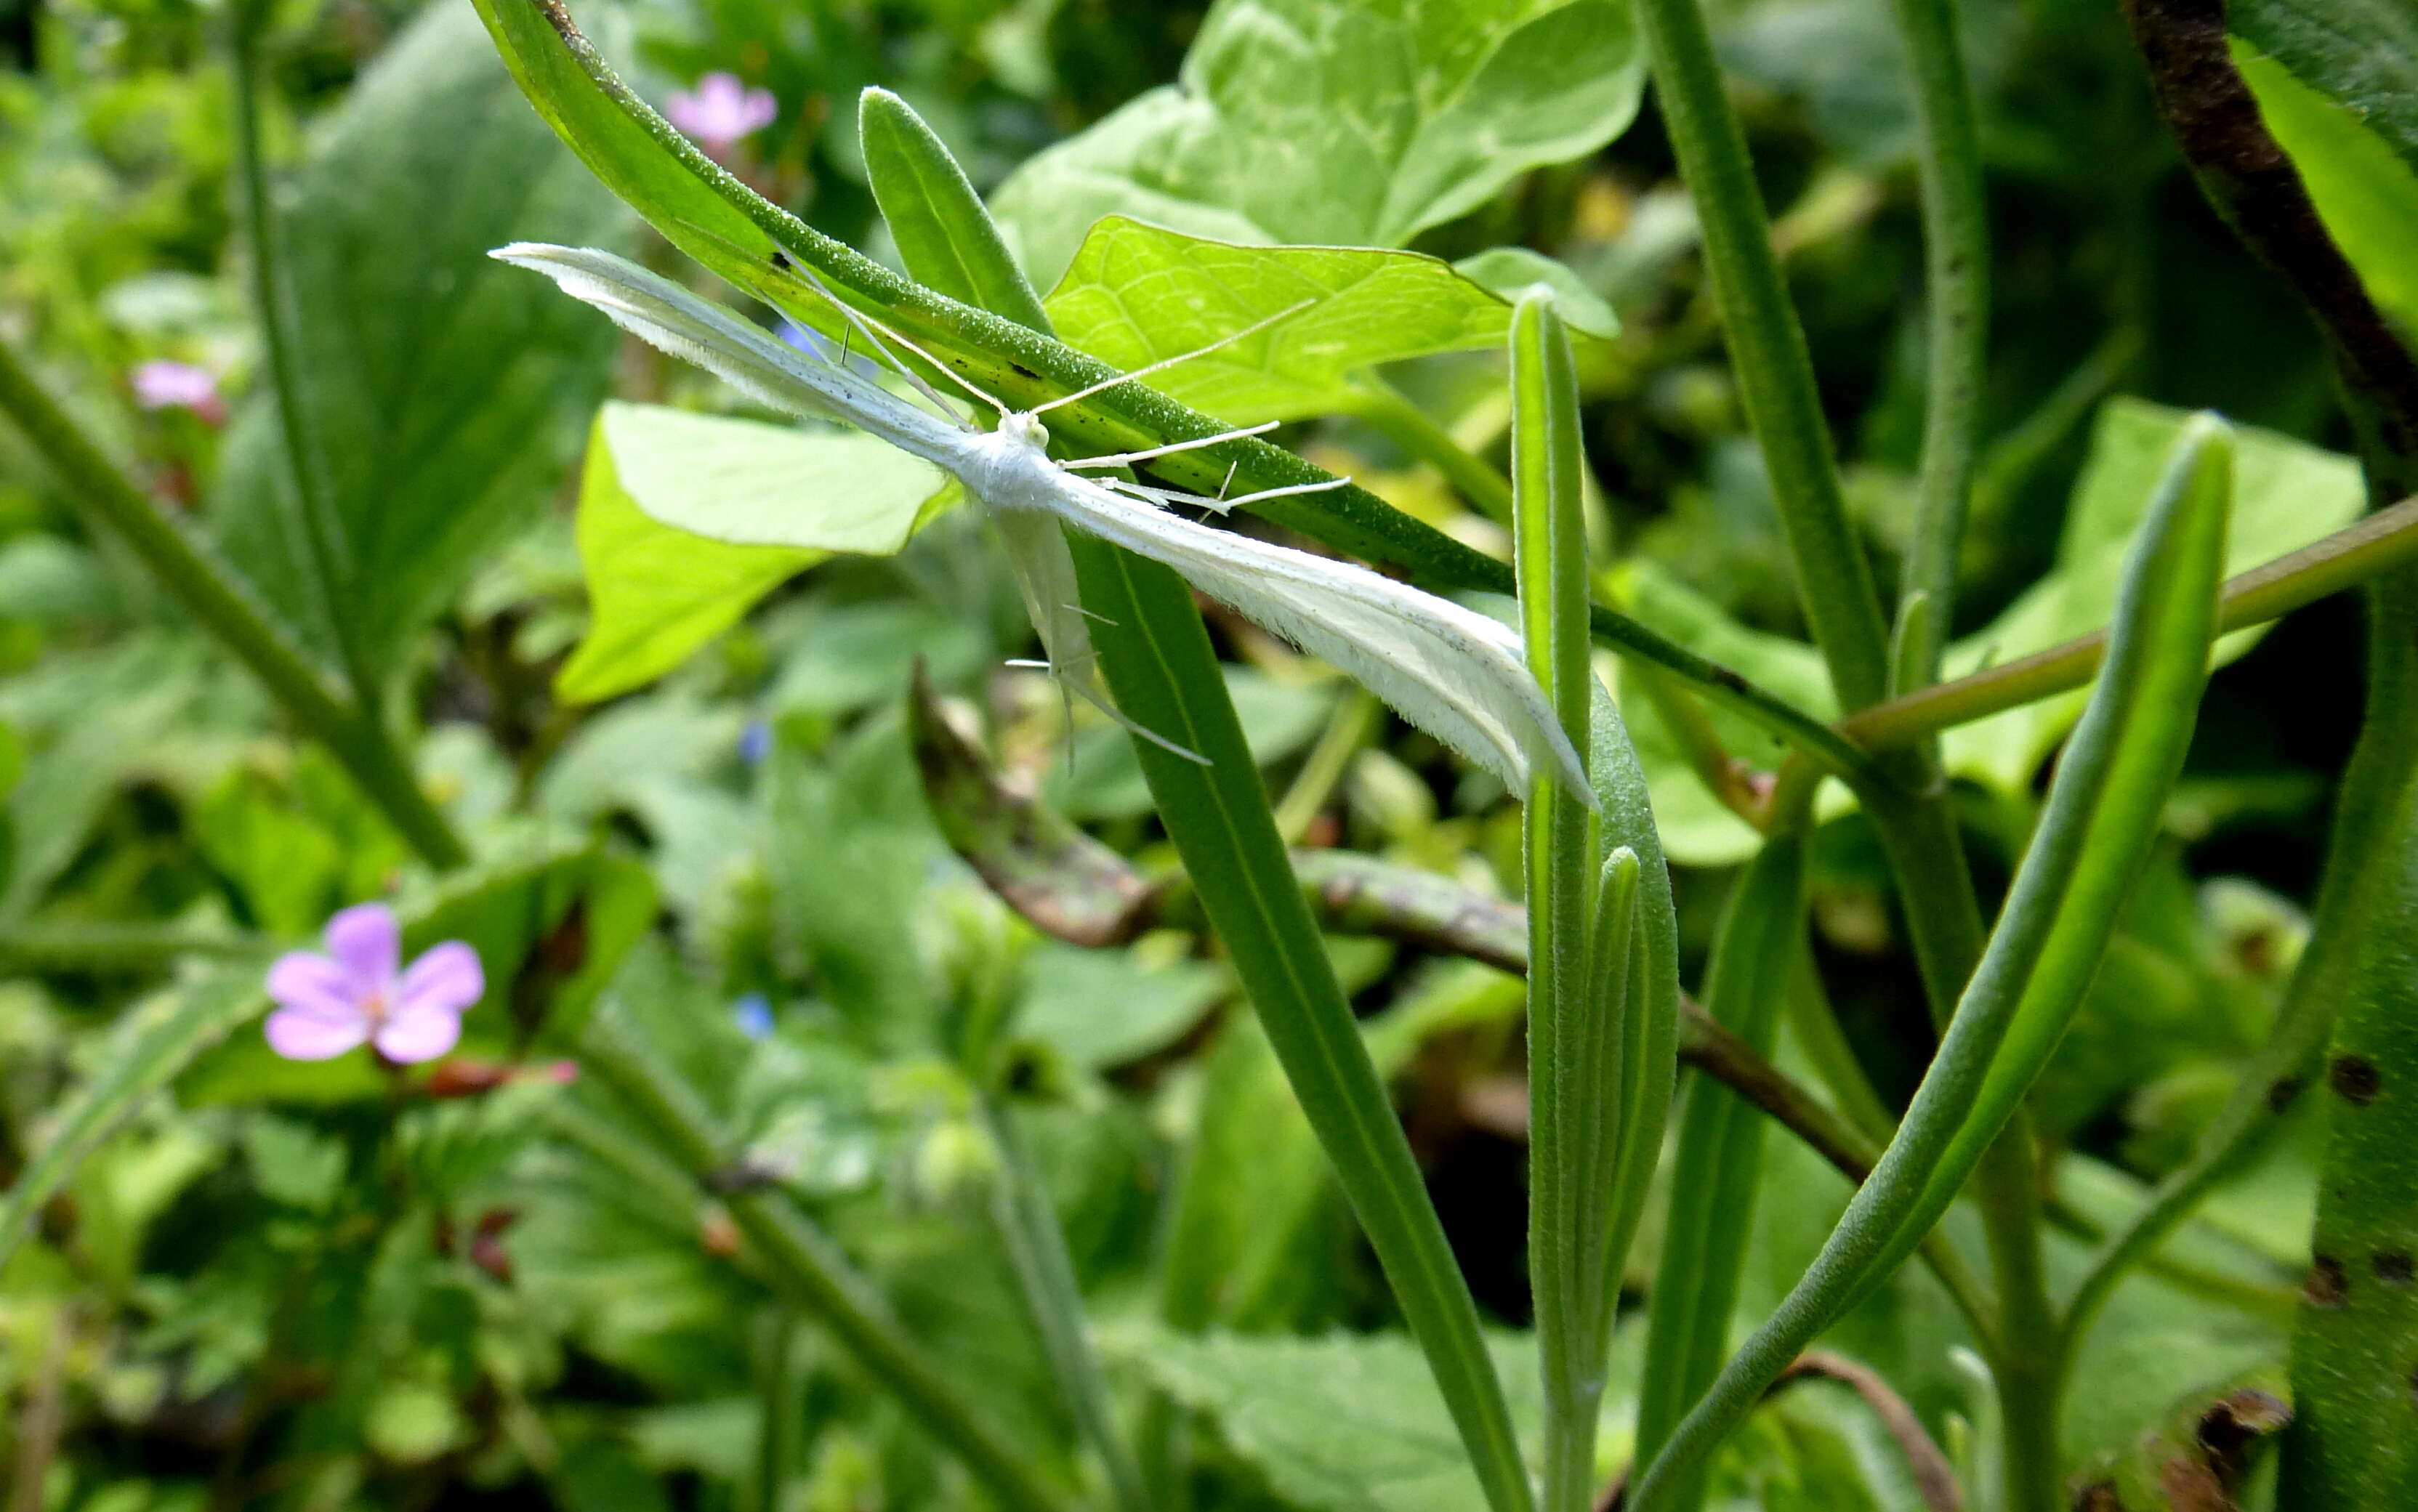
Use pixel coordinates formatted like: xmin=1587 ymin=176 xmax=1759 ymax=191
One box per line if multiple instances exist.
xmin=491 ymin=241 xmax=1590 ymax=803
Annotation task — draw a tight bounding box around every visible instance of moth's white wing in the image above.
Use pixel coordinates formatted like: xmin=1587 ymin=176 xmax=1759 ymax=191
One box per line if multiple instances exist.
xmin=991 ymin=508 xmax=1099 ymax=692
xmin=990 ymin=509 xmax=1208 ymax=763
xmin=1037 ymin=469 xmax=1592 ymax=802
xmin=490 ymin=243 xmax=972 ymax=469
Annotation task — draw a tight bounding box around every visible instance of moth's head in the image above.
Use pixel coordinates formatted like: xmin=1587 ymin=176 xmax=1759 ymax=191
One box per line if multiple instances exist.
xmin=1001 ymin=411 xmax=1050 ymax=451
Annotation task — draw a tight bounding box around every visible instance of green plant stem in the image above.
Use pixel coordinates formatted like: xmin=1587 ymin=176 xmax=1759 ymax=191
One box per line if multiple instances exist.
xmin=753 ymin=1309 xmax=802 ymax=1512
xmin=579 ymin=1013 xmax=1077 ymax=1512
xmin=1629 ymin=418 xmax=2231 ymax=1512
xmin=0 ymin=337 xmax=467 ymax=870
xmin=227 ymin=0 xmax=374 ymax=706
xmin=981 ymin=1098 xmax=1153 ymax=1512
xmin=1515 ymin=292 xmax=1621 ymax=1512
xmin=0 ymin=923 xmax=259 ymax=969
xmin=1843 ymin=493 xmax=2418 ymax=748
xmin=1636 ymin=3 xmax=2061 ymax=1498
xmin=1885 ymin=0 xmax=1988 ymax=691
xmin=1347 ymin=376 xmax=1518 ymax=523
xmin=1635 ymin=783 xmax=1814 ymax=1512
xmin=1634 ymin=0 xmax=1893 ymax=713
xmin=1587 ymin=606 xmax=1877 ymax=782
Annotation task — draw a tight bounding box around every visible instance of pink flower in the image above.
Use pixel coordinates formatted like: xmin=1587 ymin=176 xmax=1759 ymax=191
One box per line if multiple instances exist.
xmin=130 ymin=360 xmax=225 ymax=424
xmin=664 ymin=72 xmax=778 ymax=158
xmin=264 ymin=903 xmax=484 ymax=1064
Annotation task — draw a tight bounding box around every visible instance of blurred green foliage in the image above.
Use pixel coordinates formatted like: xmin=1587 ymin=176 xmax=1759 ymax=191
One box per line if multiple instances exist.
xmin=0 ymin=0 xmax=2407 ymax=1506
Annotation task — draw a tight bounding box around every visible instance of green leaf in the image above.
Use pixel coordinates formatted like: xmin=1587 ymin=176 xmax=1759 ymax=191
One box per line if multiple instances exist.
xmin=2238 ymin=45 xmax=2418 ymax=336
xmin=1117 ymin=1330 xmax=1545 ymax=1512
xmin=859 ymin=86 xmax=1053 ymax=331
xmin=1629 ymin=416 xmax=2235 ymax=1509
xmin=1044 ymin=220 xmax=1522 ymax=424
xmin=2233 ymin=0 xmax=2418 ymax=174
xmin=991 ymin=0 xmax=1646 ymax=285
xmin=210 ymin=1 xmax=626 ymax=687
xmin=0 ymin=955 xmax=273 ymax=1269
xmin=1012 ymin=942 xmax=1228 ymax=1072
xmin=556 ymin=402 xmax=944 ymax=703
xmin=763 ymin=712 xmax=943 ymax=1046
xmin=592 ymin=400 xmax=946 ymax=551
xmin=1941 ymin=398 xmax=2362 ymax=791
xmin=1070 ymin=534 xmax=1539 ymax=1512
xmin=1455 ymin=248 xmax=1621 ymax=340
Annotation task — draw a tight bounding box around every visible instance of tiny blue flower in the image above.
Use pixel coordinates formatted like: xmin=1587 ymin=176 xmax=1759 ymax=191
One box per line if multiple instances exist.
xmin=777 ymin=321 xmax=833 ymax=360
xmin=733 ymin=992 xmax=775 ymax=1040
xmin=738 ymin=719 xmax=771 ymax=765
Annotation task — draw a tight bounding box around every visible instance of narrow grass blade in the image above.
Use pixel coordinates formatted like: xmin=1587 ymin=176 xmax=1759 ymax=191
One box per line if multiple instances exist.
xmin=0 ymin=956 xmax=273 ymax=1269
xmin=1629 ymin=415 xmax=2234 ymax=1511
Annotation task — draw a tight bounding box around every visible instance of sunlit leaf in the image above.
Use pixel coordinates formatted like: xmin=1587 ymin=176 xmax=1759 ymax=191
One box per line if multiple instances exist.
xmin=992 ymin=0 xmax=1646 ymax=283
xmin=557 ymin=401 xmax=945 ymax=703
xmin=2238 ymin=46 xmax=2418 ymax=336
xmin=1045 ymin=220 xmax=1522 ymax=424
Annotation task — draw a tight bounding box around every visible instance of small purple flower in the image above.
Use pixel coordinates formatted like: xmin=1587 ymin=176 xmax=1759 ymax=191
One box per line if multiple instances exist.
xmin=733 ymin=992 xmax=775 ymax=1040
xmin=264 ymin=903 xmax=485 ymax=1064
xmin=664 ymin=72 xmax=778 ymax=158
xmin=130 ymin=360 xmax=225 ymax=423
xmin=737 ymin=719 xmax=771 ymax=765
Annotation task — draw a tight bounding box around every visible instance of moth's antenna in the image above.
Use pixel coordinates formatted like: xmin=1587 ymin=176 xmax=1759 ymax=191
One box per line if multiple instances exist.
xmin=1029 ymin=299 xmax=1315 ymax=417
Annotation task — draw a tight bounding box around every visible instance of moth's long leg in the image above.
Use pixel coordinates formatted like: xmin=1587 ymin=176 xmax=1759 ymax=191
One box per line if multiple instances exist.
xmin=1097 ymin=474 xmax=1353 ymax=517
xmin=1005 ymin=658 xmax=1209 ymax=764
xmin=1057 ymin=421 xmax=1279 ymax=471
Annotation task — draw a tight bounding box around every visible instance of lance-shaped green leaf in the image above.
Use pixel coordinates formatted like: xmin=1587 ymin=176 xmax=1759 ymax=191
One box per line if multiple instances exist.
xmin=991 ymin=0 xmax=1646 ymax=286
xmin=858 ymin=91 xmax=1152 ymax=1512
xmin=557 ymin=400 xmax=946 ymax=701
xmin=1512 ymin=289 xmax=1622 ymax=1512
xmin=0 ymin=954 xmax=273 ymax=1269
xmin=211 ymin=0 xmax=624 ymax=688
xmin=1629 ymin=415 xmax=2233 ymax=1512
xmin=1045 ymin=220 xmax=1524 ymax=424
xmin=1070 ymin=532 xmax=1540 ymax=1512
